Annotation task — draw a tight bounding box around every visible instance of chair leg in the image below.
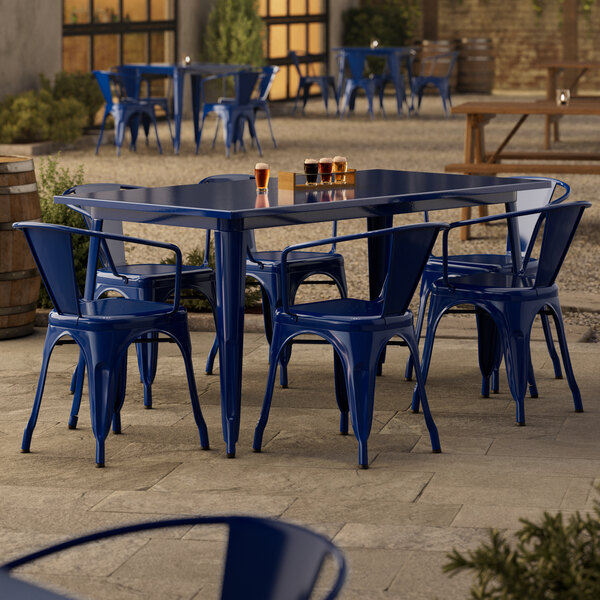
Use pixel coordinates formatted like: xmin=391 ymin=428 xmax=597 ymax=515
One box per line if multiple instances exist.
xmin=333 ymin=350 xmax=349 ymax=435
xmin=548 ymin=303 xmax=583 ymax=412
xmin=212 ymin=118 xmax=220 ymax=149
xmin=540 ymin=310 xmax=563 ymax=379
xmin=150 ymin=112 xmax=163 ymax=154
xmin=253 ymin=343 xmax=281 ymax=451
xmin=111 ymin=355 xmax=128 ymax=434
xmin=69 ymin=351 xmax=86 ymax=429
xmin=246 ymin=115 xmax=262 ymax=157
xmin=501 ymin=319 xmax=531 ymax=426
xmin=263 ymin=106 xmax=277 ymax=148
xmin=405 ymin=277 xmax=432 ymax=381
xmin=137 ymin=333 xmax=158 ymax=409
xmin=404 ymin=333 xmax=441 ymax=453
xmin=205 ymin=335 xmax=219 ymax=375
xmin=196 ymin=114 xmax=207 ymax=154
xmin=22 ymin=329 xmax=61 ymax=453
xmin=476 ymin=308 xmax=500 ymax=398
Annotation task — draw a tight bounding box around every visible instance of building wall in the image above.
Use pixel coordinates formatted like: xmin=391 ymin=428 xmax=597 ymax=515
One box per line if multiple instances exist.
xmin=430 ymin=0 xmax=600 ymax=92
xmin=0 ymin=0 xmax=62 ymax=97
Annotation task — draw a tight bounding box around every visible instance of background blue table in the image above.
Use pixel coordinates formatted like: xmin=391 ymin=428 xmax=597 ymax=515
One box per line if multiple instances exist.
xmin=119 ymin=62 xmax=249 ymax=154
xmin=56 ymin=170 xmax=549 ymax=458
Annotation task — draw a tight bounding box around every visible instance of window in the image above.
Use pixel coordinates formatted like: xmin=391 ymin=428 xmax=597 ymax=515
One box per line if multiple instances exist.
xmin=62 ymin=0 xmax=177 ymax=72
xmin=259 ymin=0 xmax=329 ymax=101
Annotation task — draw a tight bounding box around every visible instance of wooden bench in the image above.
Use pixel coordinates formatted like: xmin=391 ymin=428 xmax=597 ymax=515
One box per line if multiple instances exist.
xmin=445 ymin=162 xmax=600 ymax=176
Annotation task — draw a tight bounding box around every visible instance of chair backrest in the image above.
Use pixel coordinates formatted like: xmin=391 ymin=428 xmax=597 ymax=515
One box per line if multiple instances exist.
xmin=2 ymin=515 xmax=347 ymax=600
xmin=345 ymin=50 xmax=370 ymax=79
xmin=508 ymin=176 xmax=570 ymax=255
xmin=257 ymin=65 xmax=280 ymax=101
xmin=235 ymin=70 xmax=260 ymax=105
xmin=288 ymin=50 xmax=302 ymax=77
xmin=93 ymin=70 xmax=116 ymax=107
xmin=525 ymin=201 xmax=590 ymax=288
xmin=420 ymin=51 xmax=459 ymax=78
xmin=380 ymin=222 xmax=447 ymax=316
xmin=116 ymin=65 xmax=142 ymax=98
xmin=64 ymin=183 xmax=143 ymax=267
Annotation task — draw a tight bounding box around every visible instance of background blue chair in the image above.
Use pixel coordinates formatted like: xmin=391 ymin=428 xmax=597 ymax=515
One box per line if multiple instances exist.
xmin=2 ymin=515 xmax=347 ymax=600
xmin=338 ymin=49 xmax=379 ymax=119
xmin=290 ymin=50 xmax=339 ymax=115
xmin=405 ymin=177 xmax=570 ymax=396
xmin=117 ymin=65 xmax=174 ymax=146
xmin=93 ymin=70 xmax=162 ymax=156
xmin=253 ymin=222 xmax=448 ymax=468
xmin=410 ymin=51 xmax=459 ymax=116
xmin=376 ymin=49 xmax=416 ymax=116
xmin=199 ymin=174 xmax=348 ymax=388
xmin=412 ymin=201 xmax=590 ymax=426
xmin=196 ymin=70 xmax=262 ymax=157
xmin=63 ymin=184 xmax=217 ymax=418
xmin=12 ymin=221 xmax=209 ymax=467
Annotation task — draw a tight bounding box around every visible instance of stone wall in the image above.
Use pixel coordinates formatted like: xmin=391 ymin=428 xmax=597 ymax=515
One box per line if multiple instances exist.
xmin=0 ymin=0 xmax=62 ymax=97
xmin=425 ymin=0 xmax=600 ymax=92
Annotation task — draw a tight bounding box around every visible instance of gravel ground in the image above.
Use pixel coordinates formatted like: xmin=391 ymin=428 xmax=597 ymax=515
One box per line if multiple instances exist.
xmin=40 ymin=92 xmax=600 ymax=335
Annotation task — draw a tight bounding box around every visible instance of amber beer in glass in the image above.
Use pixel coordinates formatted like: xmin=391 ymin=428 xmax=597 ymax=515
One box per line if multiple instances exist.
xmin=333 ymin=155 xmax=347 ymax=183
xmin=318 ymin=157 xmax=333 ymax=184
xmin=304 ymin=158 xmax=318 ymax=185
xmin=254 ymin=162 xmax=270 ymax=192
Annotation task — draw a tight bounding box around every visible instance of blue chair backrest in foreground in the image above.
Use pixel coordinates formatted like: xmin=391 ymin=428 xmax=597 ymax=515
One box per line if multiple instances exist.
xmin=2 ymin=516 xmax=347 ymax=600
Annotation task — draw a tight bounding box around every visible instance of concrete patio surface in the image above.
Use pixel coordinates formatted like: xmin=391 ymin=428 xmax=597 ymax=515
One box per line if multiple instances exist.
xmin=0 ymin=312 xmax=598 ymax=599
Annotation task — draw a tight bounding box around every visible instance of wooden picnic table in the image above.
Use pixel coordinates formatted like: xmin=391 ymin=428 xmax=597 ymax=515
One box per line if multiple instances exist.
xmin=535 ymin=60 xmax=600 ymax=148
xmin=445 ymin=99 xmax=600 ymax=239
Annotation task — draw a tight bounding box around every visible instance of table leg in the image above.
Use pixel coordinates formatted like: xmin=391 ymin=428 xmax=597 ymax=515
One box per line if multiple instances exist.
xmin=213 ymin=230 xmax=246 ymax=458
xmin=172 ymin=70 xmax=184 ymax=154
xmin=367 ymin=215 xmax=393 ymax=300
xmin=191 ymin=74 xmax=202 ymax=150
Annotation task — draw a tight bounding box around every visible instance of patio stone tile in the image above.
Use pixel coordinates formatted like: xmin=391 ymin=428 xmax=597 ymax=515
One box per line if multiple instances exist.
xmin=0 ymin=455 xmax=182 ymax=490
xmin=334 ymin=523 xmax=491 ymax=553
xmin=488 ymin=434 xmax=600 ymax=460
xmin=91 ymin=489 xmax=295 ymax=517
xmin=450 ymin=504 xmax=554 ymax=529
xmin=411 ymin=435 xmax=493 ymax=455
xmin=388 ymin=550 xmax=473 ymax=600
xmin=283 ymin=498 xmax=460 ymax=527
xmin=560 ymin=477 xmax=598 ymax=509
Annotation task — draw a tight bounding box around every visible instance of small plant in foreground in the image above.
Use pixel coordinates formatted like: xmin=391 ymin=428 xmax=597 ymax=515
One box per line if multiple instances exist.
xmin=444 ymin=491 xmax=600 ymax=599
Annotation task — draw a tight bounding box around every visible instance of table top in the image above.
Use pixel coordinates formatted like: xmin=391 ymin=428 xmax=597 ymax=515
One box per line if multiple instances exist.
xmin=333 ymin=46 xmax=413 ymax=55
xmin=452 ymin=100 xmax=600 ymax=116
xmin=119 ymin=62 xmax=249 ymax=76
xmin=56 ymin=169 xmax=547 ymax=231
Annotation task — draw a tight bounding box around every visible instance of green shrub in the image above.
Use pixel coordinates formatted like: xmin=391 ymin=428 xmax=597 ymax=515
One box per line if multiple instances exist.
xmin=37 ymin=155 xmax=87 ymax=308
xmin=41 ymin=72 xmax=104 ymax=129
xmin=161 ymin=245 xmax=262 ymax=312
xmin=203 ymin=0 xmax=265 ymax=67
xmin=444 ymin=492 xmax=600 ymax=599
xmin=0 ymin=89 xmax=86 ymax=144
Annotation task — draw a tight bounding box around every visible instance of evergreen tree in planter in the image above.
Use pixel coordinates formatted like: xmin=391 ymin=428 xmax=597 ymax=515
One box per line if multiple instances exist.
xmin=203 ymin=0 xmax=265 ymax=67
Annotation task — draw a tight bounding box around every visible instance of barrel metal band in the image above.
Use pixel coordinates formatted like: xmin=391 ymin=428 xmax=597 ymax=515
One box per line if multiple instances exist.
xmin=0 ymin=159 xmax=34 ymax=174
xmin=0 ymin=302 xmax=37 ymax=316
xmin=0 ymin=268 xmax=39 ymax=281
xmin=0 ymin=183 xmax=38 ymax=195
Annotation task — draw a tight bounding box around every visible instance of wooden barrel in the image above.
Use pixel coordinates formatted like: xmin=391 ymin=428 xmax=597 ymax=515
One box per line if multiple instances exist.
xmin=0 ymin=156 xmax=41 ymax=339
xmin=458 ymin=38 xmax=495 ymax=93
xmin=419 ymin=40 xmax=458 ymax=93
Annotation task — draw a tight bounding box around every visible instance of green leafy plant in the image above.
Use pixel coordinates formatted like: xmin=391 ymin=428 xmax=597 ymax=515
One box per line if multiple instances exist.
xmin=161 ymin=245 xmax=261 ymax=312
xmin=202 ymin=0 xmax=265 ymax=67
xmin=444 ymin=493 xmax=600 ymax=599
xmin=40 ymin=72 xmax=104 ymax=129
xmin=37 ymin=155 xmax=87 ymax=308
xmin=0 ymin=89 xmax=86 ymax=144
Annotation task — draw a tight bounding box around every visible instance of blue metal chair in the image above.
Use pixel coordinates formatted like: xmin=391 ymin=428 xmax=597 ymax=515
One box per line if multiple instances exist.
xmin=253 ymin=222 xmax=448 ymax=468
xmin=405 ymin=177 xmax=570 ymax=394
xmin=196 ymin=70 xmax=262 ymax=157
xmin=93 ymin=70 xmax=162 ymax=156
xmin=290 ymin=51 xmax=339 ymax=115
xmin=411 ymin=201 xmax=590 ymax=426
xmin=12 ymin=221 xmax=209 ymax=467
xmin=199 ymin=175 xmax=348 ymax=388
xmin=338 ymin=49 xmax=379 ymax=119
xmin=2 ymin=515 xmax=347 ymax=600
xmin=410 ymin=51 xmax=459 ymax=116
xmin=117 ymin=65 xmax=174 ymax=146
xmin=63 ymin=184 xmax=217 ymax=419
xmin=376 ymin=49 xmax=416 ymax=116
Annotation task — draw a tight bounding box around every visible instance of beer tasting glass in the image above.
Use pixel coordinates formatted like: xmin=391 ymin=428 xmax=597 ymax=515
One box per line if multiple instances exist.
xmin=318 ymin=158 xmax=333 ymax=184
xmin=304 ymin=158 xmax=319 ymax=185
xmin=255 ymin=162 xmax=270 ymax=192
xmin=333 ymin=156 xmax=347 ymax=183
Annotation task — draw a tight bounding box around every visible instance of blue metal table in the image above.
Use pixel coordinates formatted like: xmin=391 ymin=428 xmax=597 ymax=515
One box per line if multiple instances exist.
xmin=119 ymin=62 xmax=249 ymax=154
xmin=55 ymin=169 xmax=549 ymax=457
xmin=333 ymin=47 xmax=415 ymax=116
